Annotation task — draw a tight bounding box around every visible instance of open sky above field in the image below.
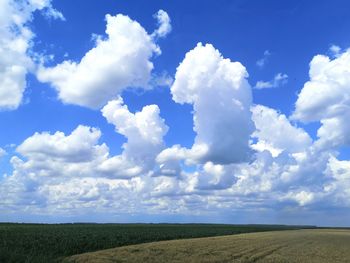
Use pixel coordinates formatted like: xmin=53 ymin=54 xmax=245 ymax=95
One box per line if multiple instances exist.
xmin=1 ymin=0 xmax=350 ymax=226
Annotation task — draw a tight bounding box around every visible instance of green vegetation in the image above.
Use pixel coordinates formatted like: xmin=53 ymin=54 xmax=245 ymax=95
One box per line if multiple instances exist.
xmin=67 ymin=229 xmax=350 ymax=263
xmin=0 ymin=223 xmax=310 ymax=263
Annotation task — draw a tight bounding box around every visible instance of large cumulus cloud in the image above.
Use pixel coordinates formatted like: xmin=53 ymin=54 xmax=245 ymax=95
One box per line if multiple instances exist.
xmin=37 ymin=10 xmax=170 ymax=109
xmin=293 ymin=49 xmax=350 ymax=149
xmin=169 ymin=43 xmax=254 ymax=165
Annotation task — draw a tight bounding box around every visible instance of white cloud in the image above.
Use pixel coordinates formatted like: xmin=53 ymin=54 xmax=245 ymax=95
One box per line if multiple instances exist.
xmin=9 ymin=122 xmax=166 ymax=182
xmin=15 ymin=126 xmax=110 ymax=178
xmin=28 ymin=0 xmax=65 ymax=21
xmin=37 ymin=10 xmax=171 ymax=109
xmin=0 ymin=0 xmax=63 ymax=110
xmin=195 ymin=161 xmax=237 ymax=190
xmin=0 ymin=121 xmax=162 ymax=212
xmin=256 ymin=50 xmax=270 ymax=68
xmin=17 ymin=125 xmax=105 ymax=163
xmin=284 ymin=190 xmax=315 ymax=206
xmin=293 ymin=50 xmax=350 ymax=122
xmin=254 ymin=73 xmax=288 ymax=89
xmin=101 ymin=97 xmax=168 ymax=173
xmin=228 ymin=144 xmax=336 ymax=209
xmin=323 ymin=157 xmax=350 ymax=207
xmin=170 ymin=43 xmax=254 ymax=164
xmin=292 ymin=49 xmax=350 ymax=149
xmin=156 ymin=145 xmax=188 ymax=164
xmin=329 ymin=45 xmax=341 ymax=57
xmin=0 ymin=123 xmax=178 ymax=214
xmin=1 ymin=122 xmax=349 ymax=218
xmin=4 ymin=35 xmax=350 ymax=222
xmin=152 ymin=10 xmax=171 ymax=38
xmin=251 ymin=105 xmax=312 ymax=155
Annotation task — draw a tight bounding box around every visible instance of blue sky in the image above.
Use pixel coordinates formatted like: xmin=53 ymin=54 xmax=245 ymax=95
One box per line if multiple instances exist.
xmin=1 ymin=0 xmax=350 ymax=226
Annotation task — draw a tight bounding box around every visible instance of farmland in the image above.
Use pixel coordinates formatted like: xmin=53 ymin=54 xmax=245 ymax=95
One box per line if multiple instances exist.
xmin=67 ymin=229 xmax=350 ymax=263
xmin=0 ymin=223 xmax=308 ymax=262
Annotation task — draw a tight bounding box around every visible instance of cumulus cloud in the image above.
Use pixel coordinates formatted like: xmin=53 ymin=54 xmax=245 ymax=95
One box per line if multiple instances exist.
xmin=0 ymin=119 xmax=165 ymax=211
xmin=324 ymin=157 xmax=350 ymax=207
xmin=230 ymin=144 xmax=336 ymax=209
xmin=9 ymin=121 xmax=166 ymax=181
xmin=0 ymin=0 xmax=63 ymax=110
xmin=101 ymin=97 xmax=168 ymax=173
xmin=293 ymin=48 xmax=350 ymax=149
xmin=0 ymin=123 xmax=183 ymax=215
xmin=17 ymin=125 xmax=105 ymax=163
xmin=254 ymin=73 xmax=288 ymax=89
xmin=251 ymin=105 xmax=312 ymax=155
xmin=169 ymin=43 xmax=254 ymax=164
xmin=3 ymin=33 xmax=350 ymax=223
xmin=37 ymin=10 xmax=171 ymax=109
xmin=15 ymin=126 xmax=110 ymax=177
xmin=293 ymin=49 xmax=350 ymax=122
xmin=1 ymin=122 xmax=349 ymax=219
xmin=195 ymin=162 xmax=237 ymax=190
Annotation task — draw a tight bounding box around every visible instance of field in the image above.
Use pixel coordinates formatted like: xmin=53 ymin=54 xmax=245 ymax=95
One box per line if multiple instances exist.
xmin=0 ymin=223 xmax=306 ymax=263
xmin=67 ymin=229 xmax=350 ymax=263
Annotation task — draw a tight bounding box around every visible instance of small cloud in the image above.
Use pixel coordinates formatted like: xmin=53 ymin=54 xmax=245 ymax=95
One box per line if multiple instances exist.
xmin=0 ymin=148 xmax=6 ymax=158
xmin=256 ymin=50 xmax=271 ymax=68
xmin=152 ymin=72 xmax=174 ymax=87
xmin=152 ymin=10 xmax=172 ymax=38
xmin=329 ymin=44 xmax=341 ymax=57
xmin=254 ymin=73 xmax=288 ymax=89
xmin=43 ymin=5 xmax=66 ymax=21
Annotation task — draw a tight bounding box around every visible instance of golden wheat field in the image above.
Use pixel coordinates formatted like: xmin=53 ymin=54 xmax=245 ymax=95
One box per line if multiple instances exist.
xmin=65 ymin=229 xmax=350 ymax=263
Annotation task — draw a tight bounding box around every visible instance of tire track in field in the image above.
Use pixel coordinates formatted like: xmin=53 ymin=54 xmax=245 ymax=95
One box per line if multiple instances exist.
xmin=248 ymin=245 xmax=287 ymax=262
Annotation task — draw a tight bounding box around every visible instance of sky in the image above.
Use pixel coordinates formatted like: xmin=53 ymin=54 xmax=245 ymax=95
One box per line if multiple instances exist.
xmin=1 ymin=0 xmax=350 ymax=226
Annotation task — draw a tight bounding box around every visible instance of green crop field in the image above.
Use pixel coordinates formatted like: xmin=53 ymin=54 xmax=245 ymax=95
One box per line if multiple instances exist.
xmin=66 ymin=229 xmax=350 ymax=263
xmin=0 ymin=223 xmax=309 ymax=263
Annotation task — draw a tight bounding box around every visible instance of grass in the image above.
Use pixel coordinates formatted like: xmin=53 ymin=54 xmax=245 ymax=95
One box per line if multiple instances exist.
xmin=66 ymin=229 xmax=350 ymax=263
xmin=0 ymin=223 xmax=310 ymax=262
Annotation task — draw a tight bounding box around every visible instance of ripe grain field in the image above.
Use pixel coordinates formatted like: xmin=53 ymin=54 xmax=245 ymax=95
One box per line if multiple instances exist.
xmin=66 ymin=229 xmax=350 ymax=263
